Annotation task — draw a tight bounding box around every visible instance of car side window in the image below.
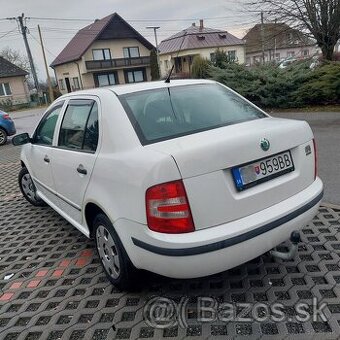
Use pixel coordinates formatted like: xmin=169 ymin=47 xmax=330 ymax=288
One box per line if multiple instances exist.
xmin=34 ymin=102 xmax=64 ymax=145
xmin=83 ymin=103 xmax=99 ymax=152
xmin=58 ymin=99 xmax=98 ymax=151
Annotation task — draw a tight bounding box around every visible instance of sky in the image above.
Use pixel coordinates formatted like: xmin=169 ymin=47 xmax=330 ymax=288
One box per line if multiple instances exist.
xmin=0 ymin=0 xmax=259 ymax=80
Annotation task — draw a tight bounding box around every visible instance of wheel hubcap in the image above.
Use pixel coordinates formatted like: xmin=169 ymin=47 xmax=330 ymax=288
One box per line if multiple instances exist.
xmin=0 ymin=130 xmax=5 ymax=144
xmin=96 ymin=225 xmax=120 ymax=279
xmin=21 ymin=174 xmax=38 ymax=201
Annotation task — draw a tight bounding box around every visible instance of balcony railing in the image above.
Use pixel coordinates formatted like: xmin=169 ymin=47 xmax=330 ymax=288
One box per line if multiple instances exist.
xmin=85 ymin=56 xmax=151 ymax=70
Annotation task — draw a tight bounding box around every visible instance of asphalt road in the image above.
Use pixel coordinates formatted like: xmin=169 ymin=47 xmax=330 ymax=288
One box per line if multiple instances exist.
xmin=7 ymin=108 xmax=340 ymax=204
xmin=9 ymin=107 xmax=46 ymax=135
xmin=271 ymin=111 xmax=340 ymax=205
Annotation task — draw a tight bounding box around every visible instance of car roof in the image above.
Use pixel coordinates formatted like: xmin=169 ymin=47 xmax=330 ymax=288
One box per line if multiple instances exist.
xmin=58 ymin=79 xmax=216 ymax=99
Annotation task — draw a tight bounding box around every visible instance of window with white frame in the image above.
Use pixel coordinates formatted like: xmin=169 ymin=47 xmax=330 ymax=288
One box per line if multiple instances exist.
xmin=0 ymin=82 xmax=11 ymax=96
xmin=59 ymin=79 xmax=65 ymax=90
xmin=303 ymin=50 xmax=309 ymax=56
xmin=125 ymin=69 xmax=144 ymax=83
xmin=210 ymin=53 xmax=216 ymax=62
xmin=227 ymin=50 xmax=236 ymax=60
xmin=92 ymin=49 xmax=111 ymax=60
xmin=123 ymin=47 xmax=140 ymax=58
xmin=73 ymin=77 xmax=80 ymax=90
xmin=96 ymin=72 xmax=117 ymax=87
xmin=287 ymin=51 xmax=295 ymax=57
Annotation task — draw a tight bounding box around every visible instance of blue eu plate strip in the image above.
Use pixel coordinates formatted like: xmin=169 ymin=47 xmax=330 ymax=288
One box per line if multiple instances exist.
xmin=232 ymin=167 xmax=244 ymax=191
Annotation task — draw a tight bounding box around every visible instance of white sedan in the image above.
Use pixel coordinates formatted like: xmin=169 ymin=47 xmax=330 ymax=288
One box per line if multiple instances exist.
xmin=13 ymin=79 xmax=323 ymax=290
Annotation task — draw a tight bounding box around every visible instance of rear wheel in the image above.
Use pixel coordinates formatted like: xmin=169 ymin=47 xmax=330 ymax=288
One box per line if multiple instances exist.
xmin=94 ymin=214 xmax=138 ymax=290
xmin=0 ymin=128 xmax=7 ymax=145
xmin=18 ymin=167 xmax=46 ymax=206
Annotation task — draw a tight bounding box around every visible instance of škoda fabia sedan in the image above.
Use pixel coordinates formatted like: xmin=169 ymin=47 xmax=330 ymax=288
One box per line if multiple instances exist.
xmin=13 ymin=80 xmax=323 ymax=289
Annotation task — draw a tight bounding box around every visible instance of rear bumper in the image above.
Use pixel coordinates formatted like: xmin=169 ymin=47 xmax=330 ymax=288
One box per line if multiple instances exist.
xmin=115 ymin=177 xmax=323 ymax=278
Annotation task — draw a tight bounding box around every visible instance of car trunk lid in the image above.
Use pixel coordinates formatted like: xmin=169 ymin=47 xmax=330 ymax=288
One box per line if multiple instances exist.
xmin=146 ymin=117 xmax=315 ymax=230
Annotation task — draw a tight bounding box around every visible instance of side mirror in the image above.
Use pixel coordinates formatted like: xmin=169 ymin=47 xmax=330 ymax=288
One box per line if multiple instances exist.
xmin=12 ymin=133 xmax=31 ymax=146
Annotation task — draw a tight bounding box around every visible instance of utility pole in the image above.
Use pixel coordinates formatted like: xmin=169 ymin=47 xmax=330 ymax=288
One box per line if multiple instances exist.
xmin=17 ymin=13 xmax=40 ymax=96
xmin=38 ymin=25 xmax=54 ymax=103
xmin=146 ymin=26 xmax=160 ymax=71
xmin=261 ymin=11 xmax=265 ymax=65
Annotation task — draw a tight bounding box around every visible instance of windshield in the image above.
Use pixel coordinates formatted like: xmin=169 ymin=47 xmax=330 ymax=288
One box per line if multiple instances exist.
xmin=119 ymin=83 xmax=267 ymax=145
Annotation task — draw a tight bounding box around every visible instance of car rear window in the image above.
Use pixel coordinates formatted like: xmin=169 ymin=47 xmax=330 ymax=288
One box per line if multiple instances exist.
xmin=119 ymin=83 xmax=267 ymax=145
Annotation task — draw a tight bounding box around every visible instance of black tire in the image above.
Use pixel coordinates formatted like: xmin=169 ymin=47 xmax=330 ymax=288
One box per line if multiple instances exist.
xmin=93 ymin=214 xmax=139 ymax=290
xmin=0 ymin=128 xmax=7 ymax=145
xmin=18 ymin=167 xmax=47 ymax=206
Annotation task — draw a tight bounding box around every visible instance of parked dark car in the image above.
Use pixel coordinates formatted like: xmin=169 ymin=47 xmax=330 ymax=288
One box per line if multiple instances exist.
xmin=0 ymin=110 xmax=16 ymax=145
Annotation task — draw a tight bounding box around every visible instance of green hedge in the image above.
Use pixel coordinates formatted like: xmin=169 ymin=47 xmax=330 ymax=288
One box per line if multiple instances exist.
xmin=208 ymin=61 xmax=340 ymax=108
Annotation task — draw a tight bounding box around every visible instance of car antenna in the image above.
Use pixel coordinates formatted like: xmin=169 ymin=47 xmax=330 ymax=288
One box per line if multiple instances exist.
xmin=165 ymin=29 xmax=188 ymax=83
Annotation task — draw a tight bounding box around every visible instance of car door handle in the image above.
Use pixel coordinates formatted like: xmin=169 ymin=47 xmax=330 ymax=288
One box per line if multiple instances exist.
xmin=44 ymin=155 xmax=50 ymax=163
xmin=77 ymin=165 xmax=87 ymax=175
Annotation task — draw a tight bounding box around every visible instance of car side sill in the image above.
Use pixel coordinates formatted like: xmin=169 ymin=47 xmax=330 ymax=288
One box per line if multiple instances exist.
xmin=33 ymin=177 xmax=82 ymax=212
xmin=132 ymin=190 xmax=323 ymax=257
xmin=36 ymin=190 xmax=90 ymax=238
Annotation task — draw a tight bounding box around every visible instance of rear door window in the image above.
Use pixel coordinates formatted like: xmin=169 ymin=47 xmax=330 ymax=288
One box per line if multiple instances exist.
xmin=119 ymin=83 xmax=266 ymax=145
xmin=58 ymin=99 xmax=99 ymax=152
xmin=83 ymin=103 xmax=99 ymax=152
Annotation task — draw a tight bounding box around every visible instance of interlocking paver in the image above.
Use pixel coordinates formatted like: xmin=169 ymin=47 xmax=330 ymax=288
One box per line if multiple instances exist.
xmin=1 ymin=142 xmax=340 ymax=339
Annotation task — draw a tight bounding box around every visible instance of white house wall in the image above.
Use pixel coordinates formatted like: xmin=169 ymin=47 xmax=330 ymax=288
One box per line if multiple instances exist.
xmin=83 ymin=39 xmax=151 ymax=60
xmin=159 ymin=45 xmax=246 ymax=78
xmin=54 ymin=38 xmax=153 ymax=94
xmin=246 ymin=45 xmax=319 ymax=65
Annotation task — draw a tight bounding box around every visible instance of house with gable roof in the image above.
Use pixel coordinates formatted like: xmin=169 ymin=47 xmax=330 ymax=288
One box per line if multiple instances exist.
xmin=243 ymin=23 xmax=318 ymax=65
xmin=0 ymin=56 xmax=30 ymax=107
xmin=158 ymin=20 xmax=246 ymax=78
xmin=51 ymin=13 xmax=154 ymax=94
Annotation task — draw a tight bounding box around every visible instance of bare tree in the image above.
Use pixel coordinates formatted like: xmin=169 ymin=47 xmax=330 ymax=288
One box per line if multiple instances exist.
xmin=0 ymin=47 xmax=31 ymax=72
xmin=249 ymin=0 xmax=340 ymax=60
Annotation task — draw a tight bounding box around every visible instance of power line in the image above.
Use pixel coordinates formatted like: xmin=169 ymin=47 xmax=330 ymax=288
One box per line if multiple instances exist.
xmin=26 ymin=19 xmax=258 ymax=37
xmin=0 ymin=28 xmax=20 ymax=40
xmin=2 ymin=12 xmax=259 ymax=68
xmin=29 ymin=31 xmax=80 ymax=66
xmin=27 ymin=14 xmax=252 ymax=23
xmin=28 ymin=31 xmax=58 ymax=59
xmin=6 ymin=14 xmax=41 ymax=95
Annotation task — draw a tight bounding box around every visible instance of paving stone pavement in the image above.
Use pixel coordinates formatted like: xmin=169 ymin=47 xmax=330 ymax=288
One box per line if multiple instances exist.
xmin=1 ymin=143 xmax=340 ymax=340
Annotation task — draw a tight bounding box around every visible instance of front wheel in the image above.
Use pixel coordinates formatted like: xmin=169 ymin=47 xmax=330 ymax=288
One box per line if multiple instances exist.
xmin=0 ymin=128 xmax=7 ymax=145
xmin=18 ymin=167 xmax=46 ymax=206
xmin=94 ymin=214 xmax=138 ymax=290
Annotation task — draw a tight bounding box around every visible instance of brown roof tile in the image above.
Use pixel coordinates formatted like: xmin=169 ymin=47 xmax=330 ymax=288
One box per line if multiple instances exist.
xmin=159 ymin=25 xmax=244 ymax=55
xmin=50 ymin=13 xmax=154 ymax=67
xmin=243 ymin=23 xmax=316 ymax=54
xmin=0 ymin=57 xmax=28 ymax=78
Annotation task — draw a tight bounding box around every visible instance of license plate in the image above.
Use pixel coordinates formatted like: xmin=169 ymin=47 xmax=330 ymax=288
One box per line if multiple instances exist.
xmin=232 ymin=151 xmax=294 ymax=191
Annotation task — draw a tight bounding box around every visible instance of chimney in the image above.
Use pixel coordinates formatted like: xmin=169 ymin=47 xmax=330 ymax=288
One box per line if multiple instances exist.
xmin=199 ymin=19 xmax=203 ymax=31
xmin=192 ymin=22 xmax=196 ymax=27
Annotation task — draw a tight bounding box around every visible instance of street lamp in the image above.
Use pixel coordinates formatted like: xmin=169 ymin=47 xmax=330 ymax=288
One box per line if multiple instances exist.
xmin=146 ymin=26 xmax=160 ymax=72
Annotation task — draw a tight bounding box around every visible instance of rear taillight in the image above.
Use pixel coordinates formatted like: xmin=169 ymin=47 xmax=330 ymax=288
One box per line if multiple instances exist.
xmin=2 ymin=114 xmax=10 ymax=120
xmin=313 ymin=138 xmax=317 ymax=179
xmin=146 ymin=180 xmax=194 ymax=233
